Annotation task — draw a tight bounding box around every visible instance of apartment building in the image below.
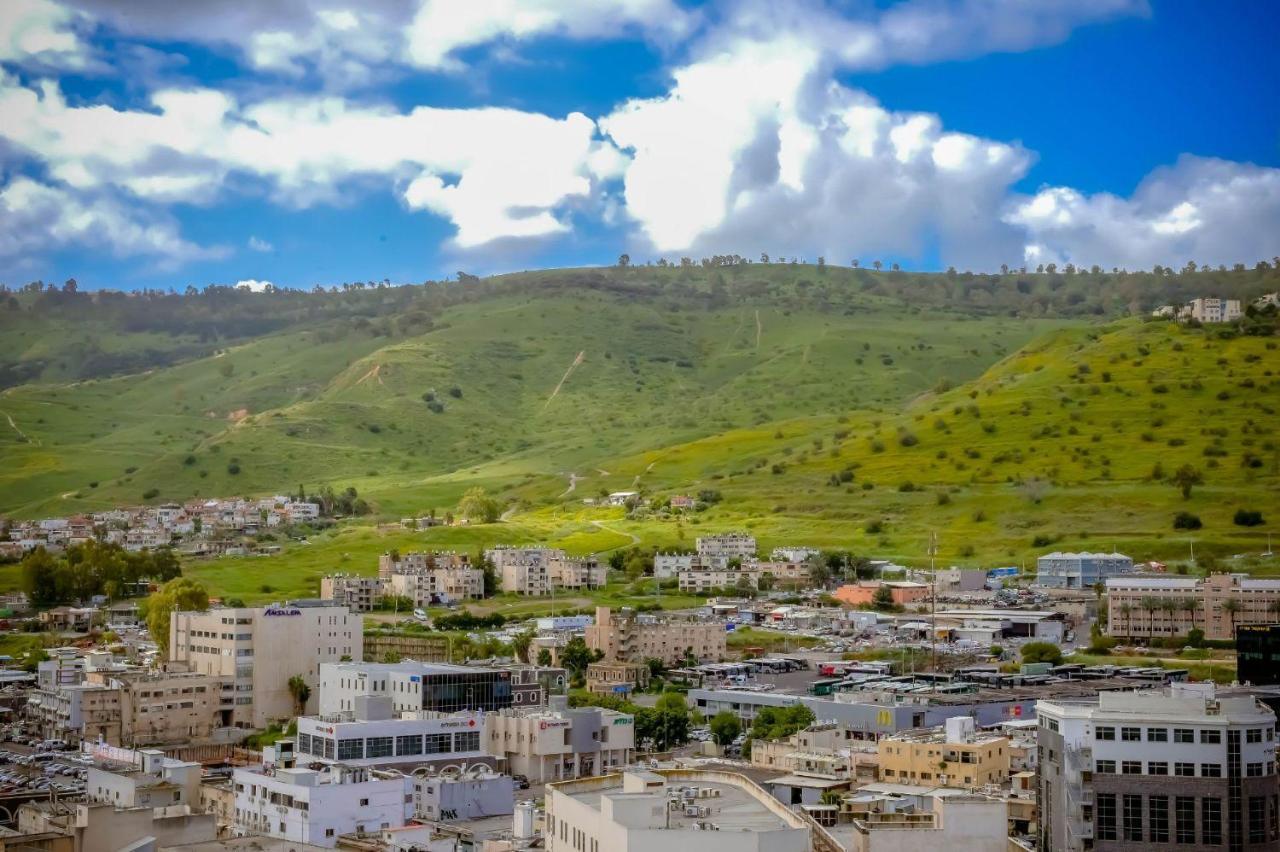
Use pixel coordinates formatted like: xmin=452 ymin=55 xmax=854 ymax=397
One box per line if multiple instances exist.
xmin=319 ymin=575 xmax=383 ymax=612
xmin=1186 ymin=297 xmax=1243 ymax=323
xmin=383 ymin=550 xmax=484 ymax=601
xmin=751 ymin=723 xmax=857 ymax=779
xmin=584 ymin=606 xmax=726 ymax=666
xmin=1034 ymin=551 xmax=1133 ymax=589
xmin=31 ymin=682 xmax=122 ymax=745
xmin=169 ymin=600 xmax=361 ymax=729
xmin=485 ymin=698 xmax=635 ymax=783
xmin=487 ymin=546 xmax=605 ymax=595
xmin=1037 ymin=683 xmax=1279 ymax=852
xmin=677 ymin=566 xmax=762 ymax=593
xmin=695 ymin=532 xmax=757 ymax=561
xmin=1106 ymin=573 xmax=1280 ymax=640
xmin=545 ymin=769 xmax=811 ymax=852
xmin=81 ymin=669 xmax=228 ymax=747
xmin=877 ymin=717 xmax=1011 ymax=789
xmin=318 ymin=661 xmax=513 ymax=716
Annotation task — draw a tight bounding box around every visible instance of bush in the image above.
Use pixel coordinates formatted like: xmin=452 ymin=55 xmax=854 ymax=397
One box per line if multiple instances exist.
xmin=448 ymin=386 xmax=463 ymax=398
xmin=227 ymin=463 xmax=241 ymax=475
xmin=1173 ymin=512 xmax=1202 ymax=530
xmin=1021 ymin=641 xmax=1063 ymax=665
xmin=142 ymin=488 xmax=159 ymax=500
xmin=1234 ymin=509 xmax=1265 ymax=527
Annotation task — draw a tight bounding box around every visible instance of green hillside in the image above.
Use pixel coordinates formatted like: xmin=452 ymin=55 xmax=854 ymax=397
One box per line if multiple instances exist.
xmin=2 ymin=263 xmax=1278 ymax=599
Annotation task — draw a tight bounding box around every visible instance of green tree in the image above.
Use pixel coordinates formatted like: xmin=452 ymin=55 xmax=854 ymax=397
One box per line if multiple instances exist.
xmin=20 ymin=547 xmax=60 ymax=608
xmin=561 ymin=636 xmax=594 ymax=677
xmin=457 ymin=487 xmax=502 ymax=524
xmin=536 ymin=648 xmax=553 ymax=666
xmin=1171 ymin=465 xmax=1203 ymax=499
xmin=511 ymin=630 xmax=534 ymax=664
xmin=871 ymin=585 xmax=896 ymax=610
xmin=1221 ymin=598 xmax=1242 ymax=635
xmin=145 ymin=577 xmax=210 ymax=657
xmin=287 ymin=674 xmax=312 ymax=716
xmin=652 ymin=691 xmax=691 ymax=750
xmin=1020 ymin=642 xmax=1063 ymax=666
xmin=708 ymin=711 xmax=741 ymax=746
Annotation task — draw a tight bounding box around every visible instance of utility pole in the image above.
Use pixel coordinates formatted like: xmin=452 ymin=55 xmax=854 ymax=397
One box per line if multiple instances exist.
xmin=929 ymin=532 xmax=939 ymax=687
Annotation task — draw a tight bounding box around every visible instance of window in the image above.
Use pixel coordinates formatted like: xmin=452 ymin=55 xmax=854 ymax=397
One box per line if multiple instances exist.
xmin=424 ymin=733 xmax=452 ymax=754
xmin=296 ymin=733 xmax=312 ymax=755
xmin=1122 ymin=760 xmax=1142 ymax=775
xmin=1176 ymin=797 xmax=1196 ymax=844
xmin=1148 ymin=761 xmax=1168 ymax=775
xmin=1148 ymin=727 xmax=1168 ymax=742
xmin=1096 ymin=793 xmax=1117 ymax=841
xmin=366 ymin=736 xmax=393 ymax=759
xmin=1246 ymin=728 xmax=1263 ymax=743
xmin=1202 ymin=797 xmax=1222 ymax=845
xmin=337 ymin=739 xmax=364 ymax=761
xmin=1123 ymin=794 xmax=1143 ymax=842
xmin=1200 ymin=763 xmax=1222 ymax=778
xmin=1200 ymin=729 xmax=1221 ymax=744
xmin=1249 ymin=797 xmax=1266 ymax=844
xmin=1095 ymin=726 xmax=1116 ymax=741
xmin=1150 ymin=795 xmax=1169 ymax=843
xmin=1095 ymin=760 xmax=1116 ymax=774
xmin=325 ymin=829 xmax=335 ymax=838
xmin=1246 ymin=762 xmax=1264 ymax=777
xmin=454 ymin=731 xmax=480 ymax=752
xmin=396 ymin=734 xmax=423 ymax=756
xmin=1175 ymin=762 xmax=1195 ymax=777
xmin=1121 ymin=726 xmax=1141 ymax=741
xmin=359 ymin=798 xmax=369 ymax=807
xmin=1174 ymin=728 xmax=1195 ymax=743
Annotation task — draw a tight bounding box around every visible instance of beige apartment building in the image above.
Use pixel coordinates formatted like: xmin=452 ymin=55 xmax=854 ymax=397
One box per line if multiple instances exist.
xmin=169 ymin=600 xmax=361 ymax=729
xmin=877 ymin=717 xmax=1010 ymax=789
xmin=751 ymin=723 xmax=853 ymax=779
xmin=75 ymin=669 xmax=228 ymax=747
xmin=320 ymin=574 xmax=384 ymax=612
xmin=1106 ymin=573 xmax=1280 ymax=640
xmin=488 ymin=547 xmax=606 ymax=595
xmin=386 ymin=564 xmax=484 ymax=605
xmin=585 ymin=606 xmax=726 ymax=666
xmin=485 ymin=700 xmax=635 ymax=783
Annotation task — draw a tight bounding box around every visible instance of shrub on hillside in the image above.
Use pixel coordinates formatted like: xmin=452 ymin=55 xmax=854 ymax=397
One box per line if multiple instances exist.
xmin=1173 ymin=512 xmax=1202 ymax=530
xmin=1234 ymin=509 xmax=1265 ymax=527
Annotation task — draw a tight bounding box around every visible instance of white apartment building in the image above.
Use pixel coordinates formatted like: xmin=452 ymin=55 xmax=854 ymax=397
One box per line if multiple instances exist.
xmin=772 ymin=546 xmax=819 ymax=562
xmin=232 ymin=763 xmax=415 ymax=848
xmin=1186 ymin=297 xmax=1243 ymax=323
xmin=414 ymin=766 xmax=515 ymax=822
xmin=485 ymin=698 xmax=635 ymax=783
xmin=1037 ymin=683 xmax=1278 ymax=852
xmin=487 ymin=546 xmax=605 ymax=595
xmin=295 ymin=696 xmax=488 ymax=768
xmin=169 ymin=600 xmax=362 ymax=729
xmin=318 ymin=661 xmax=513 ymax=716
xmin=545 ymin=769 xmax=811 ymax=852
xmin=695 ymin=532 xmax=757 ymax=561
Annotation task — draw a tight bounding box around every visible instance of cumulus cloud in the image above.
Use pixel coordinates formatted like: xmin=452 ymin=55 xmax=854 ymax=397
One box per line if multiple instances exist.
xmin=1006 ymin=156 xmax=1280 ymax=270
xmin=0 ymin=176 xmax=225 ymax=263
xmin=0 ymin=74 xmax=619 ymax=248
xmin=233 ymin=278 xmax=273 ymax=292
xmin=0 ymin=0 xmax=93 ymax=70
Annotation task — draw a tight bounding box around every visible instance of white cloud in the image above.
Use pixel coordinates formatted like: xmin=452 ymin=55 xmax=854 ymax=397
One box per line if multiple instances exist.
xmin=247 ymin=235 xmax=273 ymax=252
xmin=0 ymin=176 xmax=225 ymax=263
xmin=233 ymin=278 xmax=273 ymax=292
xmin=0 ymin=74 xmax=618 ymax=248
xmin=0 ymin=0 xmax=92 ymax=69
xmin=405 ymin=0 xmax=696 ymax=70
xmin=1005 ymin=156 xmax=1280 ymax=270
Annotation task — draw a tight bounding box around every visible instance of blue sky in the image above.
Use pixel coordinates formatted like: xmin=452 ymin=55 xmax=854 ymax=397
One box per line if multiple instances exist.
xmin=1 ymin=0 xmax=1277 ymax=290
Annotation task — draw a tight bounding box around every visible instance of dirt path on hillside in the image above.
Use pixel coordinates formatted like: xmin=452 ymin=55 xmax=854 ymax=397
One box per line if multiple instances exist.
xmin=591 ymin=519 xmax=640 ymax=551
xmin=0 ymin=409 xmax=37 ymax=446
xmin=544 ymin=351 xmax=585 ymax=410
xmin=559 ymin=473 xmax=579 ymax=498
xmin=354 ymin=363 xmax=384 ymax=386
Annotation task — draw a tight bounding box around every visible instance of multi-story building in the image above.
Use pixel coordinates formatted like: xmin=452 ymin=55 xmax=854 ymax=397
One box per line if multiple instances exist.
xmin=585 ymin=607 xmax=726 ymax=666
xmin=319 ymin=575 xmax=384 ymax=612
xmin=545 ymin=769 xmax=812 ymax=852
xmin=487 ymin=547 xmax=605 ymax=595
xmin=295 ymin=696 xmax=489 ymax=769
xmin=751 ymin=723 xmax=856 ymax=779
xmin=485 ymin=697 xmax=635 ymax=783
xmin=1034 ymin=551 xmax=1133 ymax=589
xmin=318 ymin=661 xmax=513 ymax=716
xmin=695 ymin=532 xmax=757 ymax=561
xmin=31 ymin=682 xmax=122 ymax=745
xmin=877 ymin=717 xmax=1011 ymax=789
xmin=1238 ymin=624 xmax=1280 ymax=685
xmin=378 ymin=550 xmax=484 ymax=602
xmin=169 ymin=600 xmax=361 ymax=729
xmin=232 ymin=762 xmax=415 ymax=848
xmin=89 ymin=669 xmax=229 ymax=747
xmin=1107 ymin=573 xmax=1280 ymax=640
xmin=1185 ymin=297 xmax=1243 ymax=323
xmin=677 ymin=566 xmax=762 ymax=593
xmin=1037 ymin=683 xmax=1279 ymax=852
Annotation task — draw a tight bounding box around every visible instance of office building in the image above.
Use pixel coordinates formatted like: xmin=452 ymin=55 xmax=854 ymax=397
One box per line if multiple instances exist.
xmin=484 ymin=697 xmax=635 ymax=783
xmin=1034 ymin=552 xmax=1132 ymax=589
xmin=1037 ymin=682 xmax=1279 ymax=852
xmin=585 ymin=606 xmax=725 ymax=666
xmin=318 ymin=661 xmax=513 ymax=716
xmin=296 ymin=695 xmax=488 ymax=769
xmin=1106 ymin=574 xmax=1280 ymax=640
xmin=545 ymin=769 xmax=812 ymax=852
xmin=169 ymin=600 xmax=361 ymax=729
xmin=877 ymin=717 xmax=1011 ymax=789
xmin=1238 ymin=624 xmax=1280 ymax=685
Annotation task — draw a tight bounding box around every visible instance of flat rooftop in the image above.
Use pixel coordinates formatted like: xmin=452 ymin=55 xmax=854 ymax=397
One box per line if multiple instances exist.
xmin=564 ymin=777 xmax=793 ymax=833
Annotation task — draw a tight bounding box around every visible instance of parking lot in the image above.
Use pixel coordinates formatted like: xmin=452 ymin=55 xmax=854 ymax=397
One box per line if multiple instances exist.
xmin=0 ymin=734 xmax=88 ymax=796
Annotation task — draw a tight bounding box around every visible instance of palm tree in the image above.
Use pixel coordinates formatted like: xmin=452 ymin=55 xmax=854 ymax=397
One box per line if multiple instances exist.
xmin=287 ymin=674 xmax=311 ymax=717
xmin=1140 ymin=597 xmax=1161 ymax=640
xmin=1221 ymin=598 xmax=1243 ymax=638
xmin=1118 ymin=603 xmax=1134 ymax=638
xmin=1180 ymin=597 xmax=1199 ymax=632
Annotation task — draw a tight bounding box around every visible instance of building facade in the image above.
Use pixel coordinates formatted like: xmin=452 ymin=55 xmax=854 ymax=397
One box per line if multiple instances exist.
xmin=1037 ymin=683 xmax=1279 ymax=852
xmin=319 ymin=575 xmax=383 ymax=612
xmin=695 ymin=533 xmax=758 ymax=561
xmin=1107 ymin=574 xmax=1280 ymax=640
xmin=318 ymin=662 xmax=513 ymax=716
xmin=877 ymin=717 xmax=1011 ymax=789
xmin=169 ymin=601 xmax=362 ymax=729
xmin=1034 ymin=552 xmax=1133 ymax=589
xmin=1238 ymin=624 xmax=1280 ymax=686
xmin=584 ymin=607 xmax=726 ymax=666
xmin=295 ymin=702 xmax=488 ymax=769
xmin=485 ymin=700 xmax=635 ymax=783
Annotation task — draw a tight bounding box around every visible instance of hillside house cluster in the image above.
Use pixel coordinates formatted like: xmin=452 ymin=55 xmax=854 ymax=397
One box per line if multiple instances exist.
xmin=653 ymin=533 xmax=814 ymax=592
xmin=1152 ymin=296 xmax=1243 ymax=322
xmin=2 ymin=496 xmax=322 ymax=557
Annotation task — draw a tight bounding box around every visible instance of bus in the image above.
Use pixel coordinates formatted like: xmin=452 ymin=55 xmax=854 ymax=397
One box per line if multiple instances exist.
xmin=808 ymin=678 xmax=844 ymax=696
